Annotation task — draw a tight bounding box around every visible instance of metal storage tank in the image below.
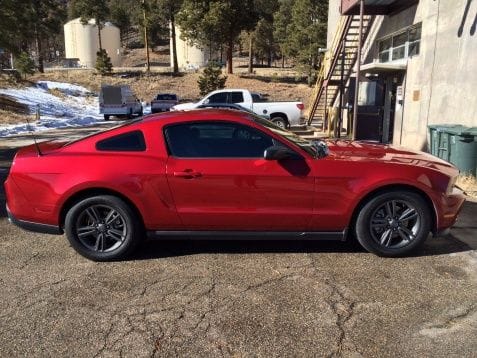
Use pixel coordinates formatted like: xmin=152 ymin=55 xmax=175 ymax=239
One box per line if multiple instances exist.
xmin=64 ymin=18 xmax=121 ymax=68
xmin=171 ymin=25 xmax=213 ymax=70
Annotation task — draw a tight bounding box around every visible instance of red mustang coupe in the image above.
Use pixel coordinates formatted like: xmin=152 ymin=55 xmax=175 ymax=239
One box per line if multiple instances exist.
xmin=5 ymin=109 xmax=465 ymax=261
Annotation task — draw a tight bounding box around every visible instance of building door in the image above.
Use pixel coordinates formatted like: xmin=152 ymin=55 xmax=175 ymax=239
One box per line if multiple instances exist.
xmin=355 ymin=74 xmax=403 ymax=143
xmin=355 ymin=77 xmax=386 ymax=141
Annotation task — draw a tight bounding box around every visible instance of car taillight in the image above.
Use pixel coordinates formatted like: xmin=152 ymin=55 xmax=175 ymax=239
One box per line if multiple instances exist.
xmin=296 ymin=103 xmax=304 ymax=111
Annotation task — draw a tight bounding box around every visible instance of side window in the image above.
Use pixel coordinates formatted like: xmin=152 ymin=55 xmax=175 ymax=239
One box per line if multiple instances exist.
xmin=230 ymin=92 xmax=244 ymax=103
xmin=165 ymin=122 xmax=274 ymax=158
xmin=96 ymin=130 xmax=146 ymax=151
xmin=205 ymin=92 xmax=228 ymax=104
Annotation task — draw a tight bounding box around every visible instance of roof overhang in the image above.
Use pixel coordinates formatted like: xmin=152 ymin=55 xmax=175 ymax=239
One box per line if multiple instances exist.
xmin=361 ymin=61 xmax=407 ymax=73
xmin=340 ymin=0 xmax=419 ymax=15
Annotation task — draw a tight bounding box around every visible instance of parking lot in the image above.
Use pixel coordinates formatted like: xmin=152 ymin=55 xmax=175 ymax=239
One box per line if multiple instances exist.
xmin=1 ymin=130 xmax=476 ymax=357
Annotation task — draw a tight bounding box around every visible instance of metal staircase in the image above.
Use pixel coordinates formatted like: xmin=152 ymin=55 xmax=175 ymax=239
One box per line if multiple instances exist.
xmin=306 ymin=15 xmax=374 ymax=129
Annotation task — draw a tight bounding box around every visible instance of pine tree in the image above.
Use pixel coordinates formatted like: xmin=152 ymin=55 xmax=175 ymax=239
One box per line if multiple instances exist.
xmin=95 ymin=49 xmax=113 ymax=75
xmin=14 ymin=52 xmax=36 ymax=79
xmin=197 ymin=62 xmax=227 ymax=96
xmin=156 ymin=0 xmax=184 ymax=75
xmin=71 ymin=0 xmax=110 ymax=51
xmin=177 ymin=0 xmax=259 ymax=74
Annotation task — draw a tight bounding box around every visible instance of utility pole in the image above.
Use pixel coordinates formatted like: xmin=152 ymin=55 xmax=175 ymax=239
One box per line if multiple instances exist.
xmin=142 ymin=0 xmax=150 ymax=73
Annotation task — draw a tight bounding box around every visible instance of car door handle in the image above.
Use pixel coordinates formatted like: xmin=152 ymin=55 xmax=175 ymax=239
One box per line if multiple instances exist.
xmin=173 ymin=170 xmax=202 ymax=179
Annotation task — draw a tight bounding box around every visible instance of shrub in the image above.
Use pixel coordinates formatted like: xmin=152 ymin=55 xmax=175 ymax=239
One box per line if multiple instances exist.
xmin=95 ymin=49 xmax=113 ymax=75
xmin=14 ymin=52 xmax=35 ymax=79
xmin=197 ymin=61 xmax=227 ymax=96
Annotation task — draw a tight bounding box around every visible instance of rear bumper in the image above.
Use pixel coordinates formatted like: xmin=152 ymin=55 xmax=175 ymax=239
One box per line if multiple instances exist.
xmin=6 ymin=204 xmax=62 ymax=235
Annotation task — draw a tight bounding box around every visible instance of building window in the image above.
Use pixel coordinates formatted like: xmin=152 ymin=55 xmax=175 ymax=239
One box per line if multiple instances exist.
xmin=377 ymin=23 xmax=421 ymax=63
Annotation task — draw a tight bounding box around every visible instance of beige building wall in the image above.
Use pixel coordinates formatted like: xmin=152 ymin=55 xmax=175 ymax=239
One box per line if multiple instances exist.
xmin=327 ymin=0 xmax=477 ymax=150
xmin=393 ymin=0 xmax=477 ymax=150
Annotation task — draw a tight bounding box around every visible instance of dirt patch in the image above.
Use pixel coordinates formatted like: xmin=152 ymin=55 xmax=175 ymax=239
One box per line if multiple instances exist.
xmin=29 ymin=69 xmax=312 ymax=105
xmin=457 ymin=174 xmax=477 ymax=198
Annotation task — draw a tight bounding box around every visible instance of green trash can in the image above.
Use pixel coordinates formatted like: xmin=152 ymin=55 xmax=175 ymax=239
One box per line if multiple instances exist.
xmin=463 ymin=126 xmax=477 ymax=177
xmin=441 ymin=126 xmax=476 ymax=175
xmin=428 ymin=124 xmax=467 ymax=157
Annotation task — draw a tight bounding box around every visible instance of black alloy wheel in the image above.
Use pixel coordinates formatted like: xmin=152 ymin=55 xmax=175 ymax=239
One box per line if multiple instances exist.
xmin=65 ymin=195 xmax=142 ymax=261
xmin=355 ymin=190 xmax=431 ymax=257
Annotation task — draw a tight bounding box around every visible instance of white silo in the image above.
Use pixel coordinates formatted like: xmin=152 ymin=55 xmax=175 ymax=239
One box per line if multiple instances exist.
xmin=171 ymin=25 xmax=215 ymax=70
xmin=64 ymin=18 xmax=121 ymax=68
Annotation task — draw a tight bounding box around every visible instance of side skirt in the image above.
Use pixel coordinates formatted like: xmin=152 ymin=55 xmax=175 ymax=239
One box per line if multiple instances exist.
xmin=147 ymin=230 xmax=347 ymax=241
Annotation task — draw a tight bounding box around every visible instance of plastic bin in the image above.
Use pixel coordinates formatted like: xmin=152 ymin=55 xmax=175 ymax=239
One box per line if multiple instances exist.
xmin=428 ymin=124 xmax=467 ymax=157
xmin=428 ymin=124 xmax=476 ymax=175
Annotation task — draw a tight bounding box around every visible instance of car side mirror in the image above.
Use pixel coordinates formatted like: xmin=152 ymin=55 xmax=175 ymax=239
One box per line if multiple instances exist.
xmin=264 ymin=145 xmax=302 ymax=161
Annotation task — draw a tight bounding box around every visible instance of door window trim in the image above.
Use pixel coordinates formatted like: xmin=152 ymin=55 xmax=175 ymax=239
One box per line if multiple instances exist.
xmin=163 ymin=120 xmax=294 ymax=159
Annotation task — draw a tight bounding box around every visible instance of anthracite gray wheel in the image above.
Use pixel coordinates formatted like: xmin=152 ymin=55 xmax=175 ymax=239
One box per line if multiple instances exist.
xmin=355 ymin=190 xmax=431 ymax=257
xmin=65 ymin=195 xmax=142 ymax=261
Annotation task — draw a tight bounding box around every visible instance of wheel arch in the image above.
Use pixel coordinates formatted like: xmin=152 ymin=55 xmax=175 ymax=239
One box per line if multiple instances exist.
xmin=59 ymin=187 xmax=145 ymax=230
xmin=348 ymin=184 xmax=438 ymax=238
xmin=269 ymin=112 xmax=289 ymax=125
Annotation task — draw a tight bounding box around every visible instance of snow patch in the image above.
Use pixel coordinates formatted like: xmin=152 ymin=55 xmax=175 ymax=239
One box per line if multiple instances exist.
xmin=0 ymin=81 xmax=113 ymax=137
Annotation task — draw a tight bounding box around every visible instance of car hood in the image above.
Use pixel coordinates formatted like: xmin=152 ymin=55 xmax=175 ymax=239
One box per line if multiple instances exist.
xmin=325 ymin=139 xmax=456 ymax=173
xmin=171 ymin=102 xmax=197 ymax=111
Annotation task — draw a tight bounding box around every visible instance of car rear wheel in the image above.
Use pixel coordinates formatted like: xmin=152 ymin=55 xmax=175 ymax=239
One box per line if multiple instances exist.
xmin=271 ymin=116 xmax=287 ymax=128
xmin=65 ymin=195 xmax=142 ymax=261
xmin=355 ymin=191 xmax=431 ymax=257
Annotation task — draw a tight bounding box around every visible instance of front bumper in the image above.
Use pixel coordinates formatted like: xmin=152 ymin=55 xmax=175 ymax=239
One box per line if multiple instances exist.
xmin=6 ymin=204 xmax=62 ymax=235
xmin=434 ymin=186 xmax=466 ymax=235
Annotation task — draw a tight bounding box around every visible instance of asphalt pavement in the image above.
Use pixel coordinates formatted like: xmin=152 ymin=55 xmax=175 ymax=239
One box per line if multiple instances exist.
xmin=0 ymin=127 xmax=476 ymax=357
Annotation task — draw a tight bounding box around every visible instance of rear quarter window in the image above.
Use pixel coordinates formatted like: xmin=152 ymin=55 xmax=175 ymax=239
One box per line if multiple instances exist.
xmin=96 ymin=130 xmax=146 ymax=151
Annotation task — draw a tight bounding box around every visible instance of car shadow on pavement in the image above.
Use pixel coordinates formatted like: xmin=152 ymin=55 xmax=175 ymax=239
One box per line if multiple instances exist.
xmin=131 ymin=233 xmax=474 ymax=261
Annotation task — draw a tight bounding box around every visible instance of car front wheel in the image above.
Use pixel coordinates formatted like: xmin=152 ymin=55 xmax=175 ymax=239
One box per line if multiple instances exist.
xmin=354 ymin=191 xmax=431 ymax=257
xmin=65 ymin=195 xmax=142 ymax=261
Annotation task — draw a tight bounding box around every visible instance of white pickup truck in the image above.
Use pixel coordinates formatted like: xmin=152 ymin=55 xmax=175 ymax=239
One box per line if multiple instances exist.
xmin=171 ymin=89 xmax=304 ymax=128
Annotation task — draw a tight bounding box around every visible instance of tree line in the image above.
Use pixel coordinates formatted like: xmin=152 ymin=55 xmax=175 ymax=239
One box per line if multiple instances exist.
xmin=0 ymin=0 xmax=327 ymax=78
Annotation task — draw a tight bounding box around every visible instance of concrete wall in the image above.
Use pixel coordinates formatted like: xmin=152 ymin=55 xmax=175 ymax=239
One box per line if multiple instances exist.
xmin=326 ymin=0 xmax=477 ymax=150
xmin=327 ymin=0 xmax=342 ymax=48
xmin=362 ymin=0 xmax=477 ymax=150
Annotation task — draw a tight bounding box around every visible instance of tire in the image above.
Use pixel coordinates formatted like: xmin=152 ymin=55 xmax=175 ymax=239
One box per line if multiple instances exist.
xmin=138 ymin=108 xmax=143 ymax=116
xmin=354 ymin=190 xmax=431 ymax=257
xmin=271 ymin=116 xmax=288 ymax=129
xmin=65 ymin=195 xmax=142 ymax=261
xmin=104 ymin=114 xmax=110 ymax=121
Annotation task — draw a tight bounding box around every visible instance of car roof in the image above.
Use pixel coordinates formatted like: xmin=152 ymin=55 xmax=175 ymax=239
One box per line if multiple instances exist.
xmin=142 ymin=108 xmax=253 ymax=124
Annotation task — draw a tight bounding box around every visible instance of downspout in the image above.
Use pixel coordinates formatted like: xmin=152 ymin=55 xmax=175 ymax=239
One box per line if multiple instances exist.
xmin=352 ymin=0 xmax=365 ymax=140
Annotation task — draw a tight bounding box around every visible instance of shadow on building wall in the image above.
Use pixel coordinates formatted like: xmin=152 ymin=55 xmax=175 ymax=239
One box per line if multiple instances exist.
xmin=458 ymin=0 xmax=477 ymax=36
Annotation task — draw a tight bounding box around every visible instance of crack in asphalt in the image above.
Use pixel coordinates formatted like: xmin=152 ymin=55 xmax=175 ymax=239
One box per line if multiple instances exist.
xmin=307 ymin=253 xmax=361 ymax=358
xmin=18 ymin=252 xmax=39 ymax=270
xmin=423 ymin=304 xmax=477 ymax=333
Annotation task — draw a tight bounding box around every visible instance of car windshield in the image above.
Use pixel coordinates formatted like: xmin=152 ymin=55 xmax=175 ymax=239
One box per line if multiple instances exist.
xmin=251 ymin=114 xmax=326 ymax=158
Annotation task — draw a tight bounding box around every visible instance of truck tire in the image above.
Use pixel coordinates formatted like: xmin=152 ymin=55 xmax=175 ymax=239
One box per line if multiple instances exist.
xmin=104 ymin=114 xmax=110 ymax=121
xmin=271 ymin=116 xmax=288 ymax=129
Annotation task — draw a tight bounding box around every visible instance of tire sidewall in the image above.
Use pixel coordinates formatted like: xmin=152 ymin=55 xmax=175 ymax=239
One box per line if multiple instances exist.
xmin=65 ymin=195 xmax=141 ymax=261
xmin=355 ymin=191 xmax=431 ymax=257
xmin=272 ymin=117 xmax=287 ymax=128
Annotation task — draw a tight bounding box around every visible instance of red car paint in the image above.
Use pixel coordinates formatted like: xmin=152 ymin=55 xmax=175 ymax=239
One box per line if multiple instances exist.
xmin=5 ymin=109 xmax=465 ymax=238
